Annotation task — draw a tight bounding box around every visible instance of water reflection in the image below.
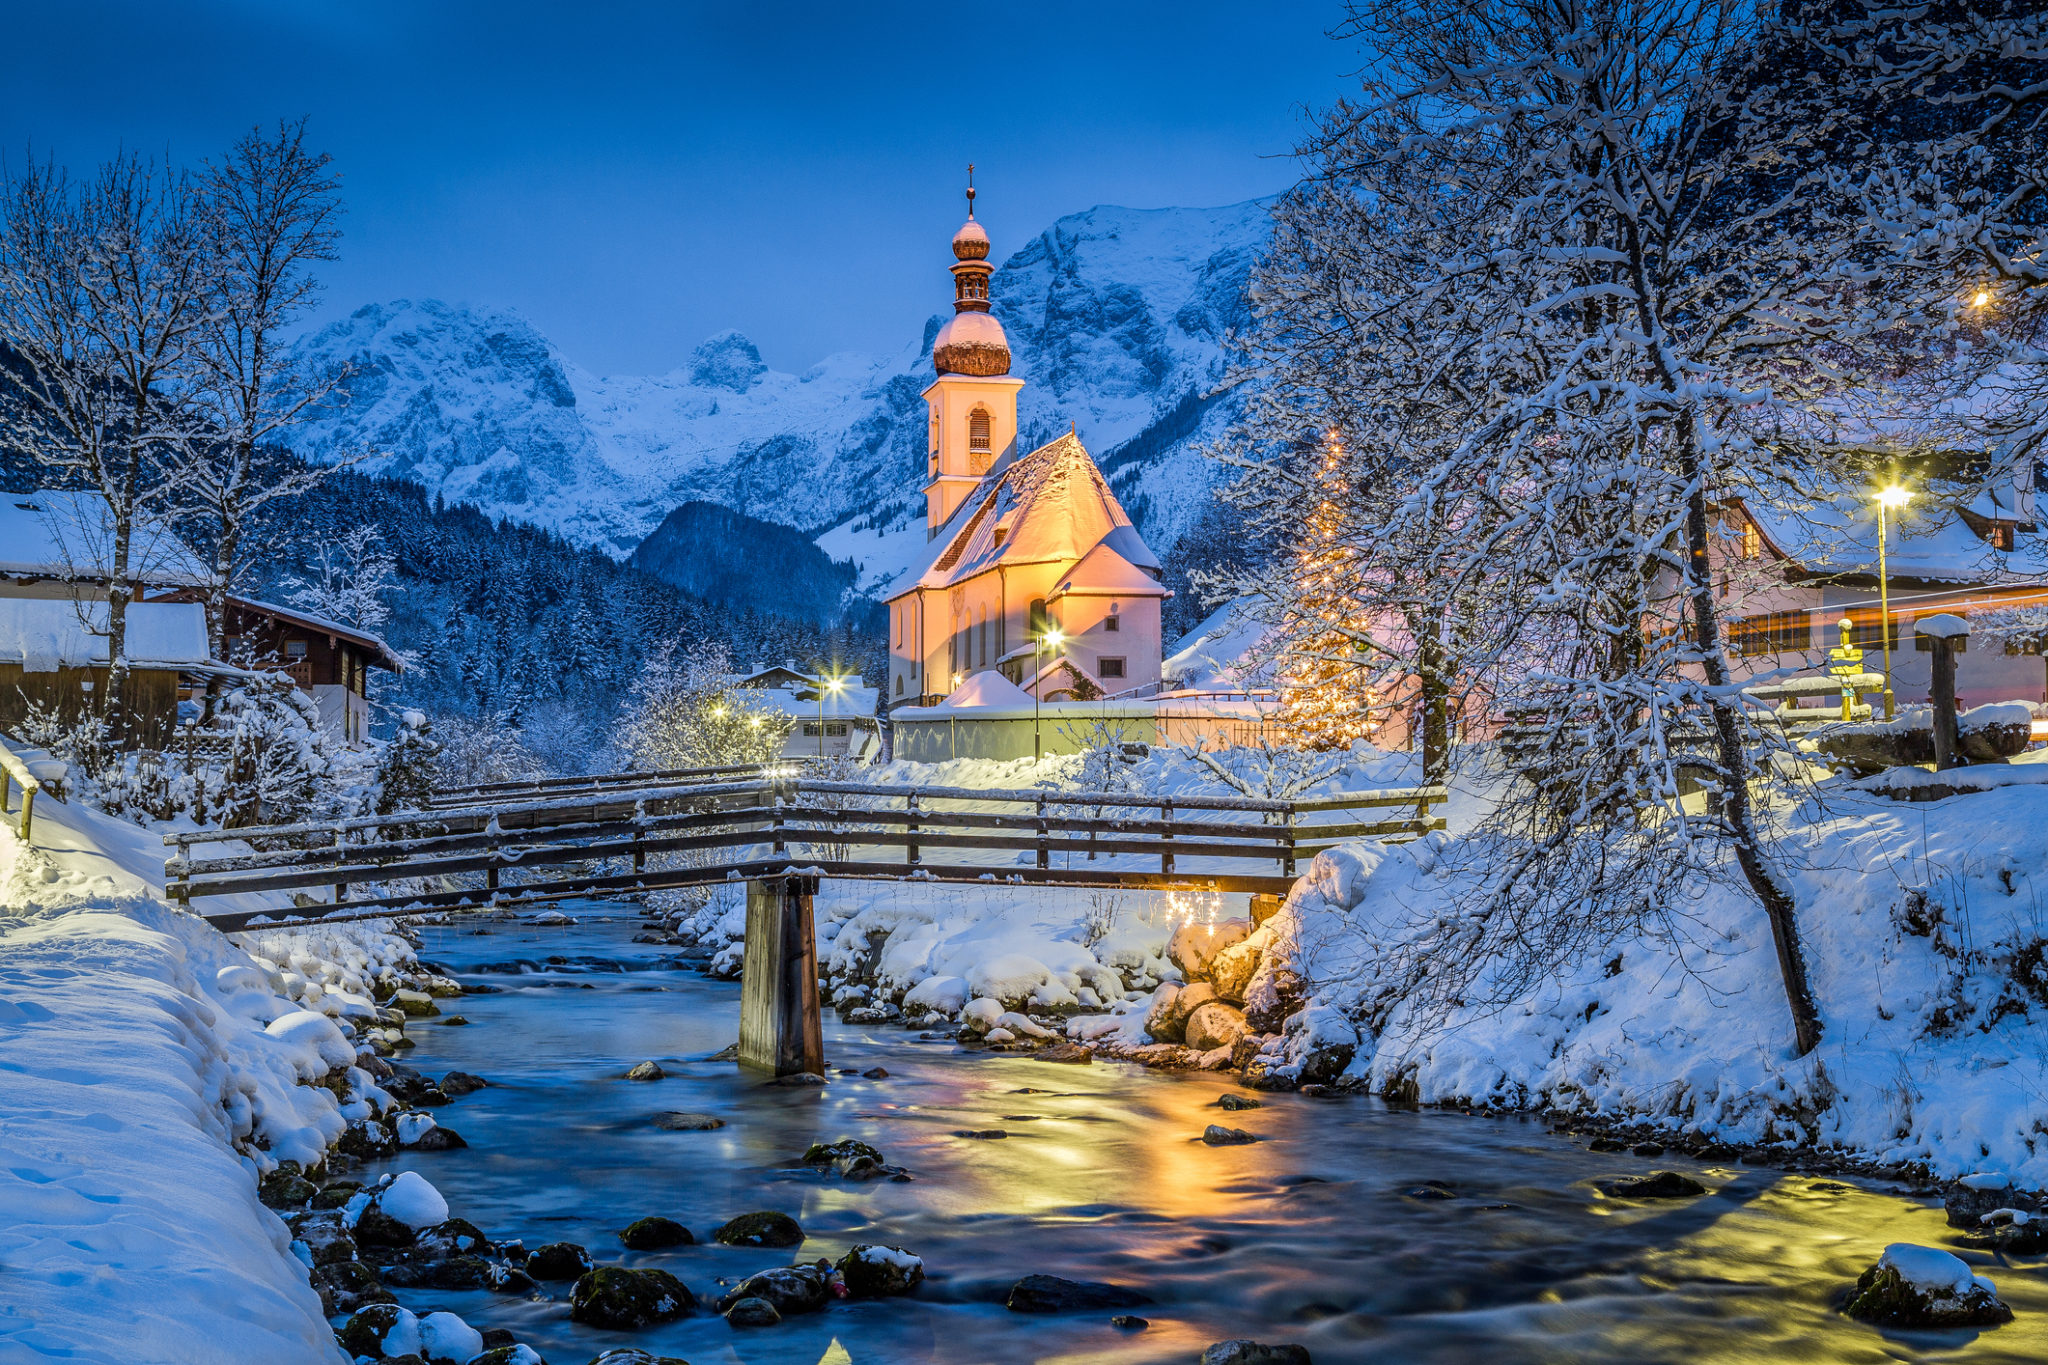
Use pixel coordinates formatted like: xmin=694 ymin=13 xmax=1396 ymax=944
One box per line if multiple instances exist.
xmin=358 ymin=905 xmax=2048 ymax=1364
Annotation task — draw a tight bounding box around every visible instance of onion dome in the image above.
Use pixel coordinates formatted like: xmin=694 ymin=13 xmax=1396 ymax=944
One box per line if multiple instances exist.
xmin=934 ymin=165 xmax=1010 ymax=376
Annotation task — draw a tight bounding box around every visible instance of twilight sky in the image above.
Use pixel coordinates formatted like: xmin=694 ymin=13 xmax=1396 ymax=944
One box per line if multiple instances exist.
xmin=1 ymin=2 xmax=1355 ymax=375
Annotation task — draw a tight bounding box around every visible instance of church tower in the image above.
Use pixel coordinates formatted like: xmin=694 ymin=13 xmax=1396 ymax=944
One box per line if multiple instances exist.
xmin=923 ymin=168 xmax=1024 ymax=535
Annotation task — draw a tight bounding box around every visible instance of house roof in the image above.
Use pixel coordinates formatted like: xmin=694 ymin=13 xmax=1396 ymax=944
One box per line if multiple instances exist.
xmin=0 ymin=598 xmax=210 ymax=672
xmin=0 ymin=489 xmax=211 ymax=585
xmin=1740 ymin=493 xmax=2048 ymax=587
xmin=229 ymin=596 xmax=406 ymax=673
xmin=890 ymin=432 xmax=1160 ymax=599
xmin=1163 ymin=596 xmax=1277 ymax=692
xmin=737 ymin=683 xmax=879 ymax=722
xmin=1050 ymin=542 xmax=1171 ymax=599
xmin=935 ymin=670 xmax=1035 ymax=709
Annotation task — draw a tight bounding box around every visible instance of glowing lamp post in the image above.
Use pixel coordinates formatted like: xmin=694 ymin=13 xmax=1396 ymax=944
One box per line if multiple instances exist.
xmin=818 ymin=674 xmax=845 ymax=758
xmin=1034 ymin=627 xmax=1064 ymax=760
xmin=1876 ymin=485 xmax=1911 ymax=719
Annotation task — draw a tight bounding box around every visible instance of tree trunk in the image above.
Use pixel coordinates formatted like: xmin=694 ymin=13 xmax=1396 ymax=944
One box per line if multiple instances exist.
xmin=1417 ymin=620 xmax=1450 ymax=785
xmin=1682 ymin=430 xmax=1822 ymax=1056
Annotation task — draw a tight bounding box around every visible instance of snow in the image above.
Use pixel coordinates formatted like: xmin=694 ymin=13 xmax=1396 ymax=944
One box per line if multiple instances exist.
xmin=1164 ymin=596 xmax=1277 ymax=692
xmin=0 ymin=598 xmax=211 ymax=670
xmin=1879 ymin=1244 xmax=1992 ymax=1296
xmin=1277 ymin=776 xmax=2048 ymax=1185
xmin=1916 ymin=612 xmax=1971 ymax=639
xmin=418 ymin=1310 xmax=483 ymax=1363
xmin=376 ymin=1171 xmax=451 ymax=1230
xmin=937 ymin=671 xmax=1036 ymax=709
xmin=0 ymin=489 xmax=211 ymax=583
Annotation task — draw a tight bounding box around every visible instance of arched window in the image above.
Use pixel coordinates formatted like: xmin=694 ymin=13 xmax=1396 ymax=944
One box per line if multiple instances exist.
xmin=1028 ymin=598 xmax=1049 ymax=639
xmin=979 ymin=606 xmax=989 ymax=667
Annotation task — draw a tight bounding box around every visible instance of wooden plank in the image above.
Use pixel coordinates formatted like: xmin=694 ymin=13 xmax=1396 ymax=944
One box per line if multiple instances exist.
xmin=737 ymin=876 xmax=823 ymax=1078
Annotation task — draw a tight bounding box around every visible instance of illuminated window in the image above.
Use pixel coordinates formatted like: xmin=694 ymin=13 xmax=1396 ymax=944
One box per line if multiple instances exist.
xmin=1741 ymin=521 xmax=1761 ymax=558
xmin=1729 ymin=611 xmax=1812 ymax=656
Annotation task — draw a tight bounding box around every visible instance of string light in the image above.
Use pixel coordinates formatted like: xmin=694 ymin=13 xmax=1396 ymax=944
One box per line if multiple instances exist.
xmin=1281 ymin=427 xmax=1378 ymax=748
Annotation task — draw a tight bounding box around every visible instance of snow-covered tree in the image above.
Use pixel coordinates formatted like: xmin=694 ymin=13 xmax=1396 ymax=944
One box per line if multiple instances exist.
xmin=216 ymin=683 xmax=332 ymax=828
xmin=287 ymin=524 xmax=398 ymax=633
xmin=0 ymin=153 xmax=207 ymax=743
xmin=431 ymin=711 xmax=542 ymax=788
xmin=185 ymin=119 xmax=348 ymax=665
xmin=616 ymin=639 xmax=793 ymax=771
xmin=371 ymin=709 xmax=440 ymax=815
xmin=1220 ymin=0 xmax=1942 ymax=1055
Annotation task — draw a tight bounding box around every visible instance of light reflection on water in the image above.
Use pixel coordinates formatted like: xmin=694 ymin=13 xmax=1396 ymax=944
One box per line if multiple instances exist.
xmin=363 ymin=905 xmax=2048 ymax=1364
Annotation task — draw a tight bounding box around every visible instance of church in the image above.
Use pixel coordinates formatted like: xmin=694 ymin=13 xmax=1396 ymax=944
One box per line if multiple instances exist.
xmin=885 ymin=184 xmax=1168 ymax=711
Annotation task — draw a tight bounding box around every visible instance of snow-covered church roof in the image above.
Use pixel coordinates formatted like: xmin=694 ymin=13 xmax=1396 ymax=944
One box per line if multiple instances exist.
xmin=895 ymin=431 xmax=1160 ymax=598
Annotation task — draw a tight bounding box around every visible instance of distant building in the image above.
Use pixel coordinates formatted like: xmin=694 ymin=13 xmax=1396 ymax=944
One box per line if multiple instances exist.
xmin=732 ymin=663 xmax=881 ymax=761
xmin=884 ymin=183 xmax=1170 ymax=710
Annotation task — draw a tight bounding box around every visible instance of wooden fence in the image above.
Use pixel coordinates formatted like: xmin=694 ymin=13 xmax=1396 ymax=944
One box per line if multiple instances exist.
xmin=166 ymin=779 xmax=1446 ymax=932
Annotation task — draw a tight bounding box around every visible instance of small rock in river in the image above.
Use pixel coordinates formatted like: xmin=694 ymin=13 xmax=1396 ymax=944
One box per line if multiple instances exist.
xmin=1845 ymin=1243 xmax=2012 ymax=1328
xmin=1034 ymin=1042 xmax=1093 ymax=1064
xmin=1200 ymin=1340 xmax=1313 ymax=1365
xmin=862 ymin=1067 xmax=889 ymax=1079
xmin=259 ymin=1165 xmax=317 ymax=1208
xmin=712 ymin=1210 xmax=805 ymax=1248
xmin=717 ymin=1262 xmax=834 ymax=1315
xmin=590 ymin=1349 xmax=690 ymax=1365
xmin=1112 ymin=1314 xmax=1149 ymax=1330
xmin=312 ymin=1180 xmax=360 ymax=1210
xmin=525 ymin=1241 xmax=593 ymax=1280
xmin=953 ymin=1129 xmax=1008 ymax=1140
xmin=439 ymin=1015 xmax=470 ymax=1026
xmin=1006 ymin=1274 xmax=1151 ymax=1313
xmin=1587 ymin=1138 xmax=1627 ymax=1153
xmin=570 ymin=1266 xmax=696 ymax=1329
xmin=440 ymin=1070 xmax=488 ymax=1096
xmin=802 ymin=1139 xmax=882 ymax=1166
xmin=1597 ymin=1170 xmax=1708 ymax=1199
xmin=478 ymin=1328 xmax=515 ymax=1349
xmin=625 ymin=1061 xmax=666 ymax=1081
xmin=653 ymin=1112 xmax=726 ymax=1131
xmin=310 ymin=1260 xmax=392 ymax=1315
xmin=1217 ymin=1094 xmax=1262 ymax=1111
xmin=469 ymin=1345 xmax=549 ymax=1365
xmin=1403 ymin=1182 xmax=1456 ymax=1201
xmin=723 ymin=1295 xmax=782 ymax=1328
xmin=618 ymin=1216 xmax=693 ymax=1250
xmin=1202 ymin=1125 xmax=1258 ymax=1146
xmin=1631 ymin=1142 xmax=1665 ymax=1157
xmin=411 ymin=1125 xmax=468 ymax=1151
xmin=770 ymin=1071 xmax=826 ymax=1087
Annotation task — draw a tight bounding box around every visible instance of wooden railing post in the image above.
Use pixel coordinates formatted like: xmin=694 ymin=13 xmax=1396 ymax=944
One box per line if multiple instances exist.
xmin=1282 ymin=802 xmax=1296 ymax=878
xmin=771 ymin=793 xmax=787 ymax=855
xmin=738 ymin=874 xmax=823 ymax=1077
xmin=905 ymin=791 xmax=921 ymax=867
xmin=1161 ymin=797 xmax=1175 ymax=875
xmin=1035 ymin=794 xmax=1050 ymax=870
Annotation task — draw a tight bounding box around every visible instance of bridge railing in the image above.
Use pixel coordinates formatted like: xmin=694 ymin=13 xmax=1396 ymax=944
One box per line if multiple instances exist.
xmin=164 ymin=779 xmax=1447 ymax=930
xmin=426 ymin=761 xmax=800 ymax=808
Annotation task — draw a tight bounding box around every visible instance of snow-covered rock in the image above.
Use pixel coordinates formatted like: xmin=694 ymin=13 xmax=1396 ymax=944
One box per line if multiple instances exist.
xmin=377 ymin=1171 xmax=451 ymax=1229
xmin=1845 ymin=1244 xmax=2012 ymax=1327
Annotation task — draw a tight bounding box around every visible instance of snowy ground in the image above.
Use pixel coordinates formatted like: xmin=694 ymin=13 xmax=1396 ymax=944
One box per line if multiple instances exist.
xmin=0 ymin=784 xmax=418 ymax=1363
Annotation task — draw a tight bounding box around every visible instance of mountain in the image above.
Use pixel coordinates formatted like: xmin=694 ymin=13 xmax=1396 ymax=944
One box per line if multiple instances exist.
xmin=631 ymin=500 xmax=862 ymax=626
xmin=281 ymin=198 xmax=1273 ymax=610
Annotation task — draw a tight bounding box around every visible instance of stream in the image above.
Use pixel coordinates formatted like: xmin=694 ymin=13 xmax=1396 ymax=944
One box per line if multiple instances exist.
xmin=358 ymin=904 xmax=2048 ymax=1364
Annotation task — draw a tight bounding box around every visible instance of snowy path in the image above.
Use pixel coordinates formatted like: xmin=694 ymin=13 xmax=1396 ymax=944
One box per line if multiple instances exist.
xmin=0 ymin=796 xmax=348 ymax=1364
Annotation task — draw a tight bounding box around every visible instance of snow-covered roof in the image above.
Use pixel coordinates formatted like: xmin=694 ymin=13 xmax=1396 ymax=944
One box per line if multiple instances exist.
xmin=737 ymin=684 xmax=879 ymax=722
xmin=0 ymin=490 xmax=211 ymax=585
xmin=230 ymin=596 xmax=406 ymax=673
xmin=936 ymin=670 xmax=1035 ymax=709
xmin=1742 ymin=494 xmax=2048 ymax=587
xmin=894 ymin=432 xmax=1160 ymax=599
xmin=0 ymin=599 xmax=210 ymax=671
xmin=1163 ymin=596 xmax=1276 ymax=692
xmin=1050 ymin=542 xmax=1171 ymax=599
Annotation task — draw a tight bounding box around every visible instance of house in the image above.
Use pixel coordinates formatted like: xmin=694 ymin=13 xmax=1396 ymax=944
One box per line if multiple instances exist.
xmin=0 ymin=489 xmax=401 ymax=748
xmin=731 ymin=664 xmax=881 ymax=762
xmin=1712 ymin=473 xmax=2048 ymax=712
xmin=154 ymin=591 xmax=405 ymax=747
xmin=884 ymin=188 xmax=1170 ymax=710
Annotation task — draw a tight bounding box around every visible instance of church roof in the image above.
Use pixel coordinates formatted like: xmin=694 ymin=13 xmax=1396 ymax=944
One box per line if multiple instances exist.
xmin=1050 ymin=542 xmax=1170 ymax=599
xmin=893 ymin=431 xmax=1160 ymax=598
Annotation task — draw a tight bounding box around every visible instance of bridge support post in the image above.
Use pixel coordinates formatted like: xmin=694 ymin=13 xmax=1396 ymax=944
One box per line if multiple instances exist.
xmin=738 ymin=875 xmax=823 ymax=1078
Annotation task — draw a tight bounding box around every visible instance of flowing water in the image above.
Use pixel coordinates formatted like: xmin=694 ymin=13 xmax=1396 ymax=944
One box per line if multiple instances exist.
xmin=361 ymin=904 xmax=2048 ymax=1364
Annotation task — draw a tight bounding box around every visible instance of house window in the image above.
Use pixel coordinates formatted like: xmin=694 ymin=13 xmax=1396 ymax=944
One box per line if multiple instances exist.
xmin=803 ymin=723 xmax=820 ymax=736
xmin=1099 ymin=657 xmax=1127 ymax=679
xmin=1729 ymin=611 xmax=1811 ymax=656
xmin=285 ymin=639 xmax=307 ymax=659
xmin=1741 ymin=520 xmax=1761 ymax=558
xmin=1989 ymin=523 xmax=2016 ymax=551
xmin=1104 ymin=613 xmax=1121 ymax=633
xmin=827 ymin=723 xmax=848 ymax=737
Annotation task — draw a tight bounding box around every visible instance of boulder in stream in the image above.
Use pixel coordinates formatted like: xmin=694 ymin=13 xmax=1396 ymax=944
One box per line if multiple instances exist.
xmin=525 ymin=1241 xmax=593 ymax=1280
xmin=1201 ymin=1341 xmax=1313 ymax=1365
xmin=717 ymin=1262 xmax=834 ymax=1315
xmin=569 ymin=1266 xmax=696 ymax=1329
xmin=618 ymin=1216 xmax=693 ymax=1250
xmin=1168 ymin=919 xmax=1251 ymax=982
xmin=723 ymin=1296 xmax=782 ymax=1328
xmin=310 ymin=1259 xmax=392 ymax=1315
xmin=1202 ymin=1125 xmax=1258 ymax=1146
xmin=439 ymin=1070 xmax=488 ymax=1096
xmin=712 ymin=1210 xmax=805 ymax=1248
xmin=1005 ymin=1274 xmax=1151 ymax=1313
xmin=837 ymin=1244 xmax=925 ymax=1297
xmin=652 ymin=1111 xmax=726 ymax=1131
xmin=1216 ymin=1094 xmax=1262 ymax=1111
xmin=1185 ymin=1002 xmax=1249 ymax=1052
xmin=625 ymin=1061 xmax=666 ymax=1081
xmin=259 ymin=1163 xmax=317 ymax=1209
xmin=468 ymin=1347 xmax=549 ymax=1365
xmin=1845 ymin=1244 xmax=2012 ymax=1328
xmin=590 ymin=1351 xmax=691 ymax=1365
xmin=1595 ymin=1171 xmax=1707 ymax=1199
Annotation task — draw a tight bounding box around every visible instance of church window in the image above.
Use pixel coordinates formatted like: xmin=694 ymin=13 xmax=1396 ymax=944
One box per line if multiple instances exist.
xmin=895 ymin=674 xmax=903 ymax=696
xmin=1028 ymin=598 xmax=1049 ymax=638
xmin=980 ymin=607 xmax=989 ymax=666
xmin=1099 ymin=657 xmax=1127 ymax=680
xmin=969 ymin=408 xmax=992 ymax=452
xmin=1104 ymin=612 xmax=1121 ymax=633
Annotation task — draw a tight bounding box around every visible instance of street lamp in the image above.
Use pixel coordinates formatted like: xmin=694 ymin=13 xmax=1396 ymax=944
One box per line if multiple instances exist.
xmin=818 ymin=673 xmax=846 ymax=758
xmin=1033 ymin=627 xmax=1064 ymax=760
xmin=1876 ymin=485 xmax=1912 ymax=719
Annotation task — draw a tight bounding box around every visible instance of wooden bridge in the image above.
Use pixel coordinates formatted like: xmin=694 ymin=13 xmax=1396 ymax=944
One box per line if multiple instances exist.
xmin=166 ymin=770 xmax=1444 ymax=1076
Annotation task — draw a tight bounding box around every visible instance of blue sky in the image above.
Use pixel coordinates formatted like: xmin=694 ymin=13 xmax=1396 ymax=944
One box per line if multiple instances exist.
xmin=2 ymin=2 xmax=1355 ymax=374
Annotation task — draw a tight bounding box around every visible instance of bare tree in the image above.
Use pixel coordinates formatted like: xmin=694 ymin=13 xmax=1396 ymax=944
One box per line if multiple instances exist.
xmin=187 ymin=119 xmax=346 ymax=669
xmin=0 ymin=152 xmax=208 ymax=743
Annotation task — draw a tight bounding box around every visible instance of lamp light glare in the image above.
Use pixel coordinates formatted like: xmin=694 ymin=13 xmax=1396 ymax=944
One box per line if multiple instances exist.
xmin=1878 ymin=485 xmax=1912 ymax=509
xmin=1974 ymin=288 xmax=1992 ymax=307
